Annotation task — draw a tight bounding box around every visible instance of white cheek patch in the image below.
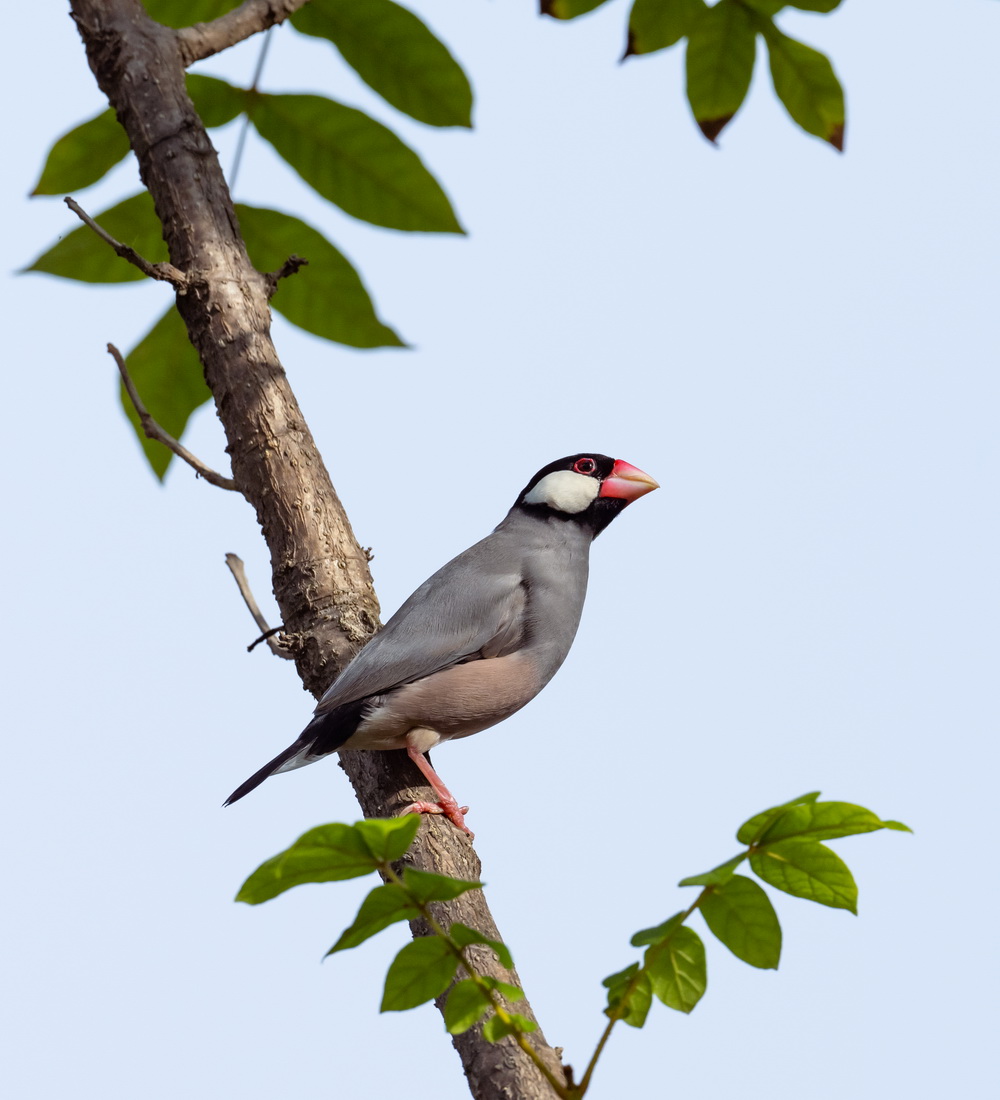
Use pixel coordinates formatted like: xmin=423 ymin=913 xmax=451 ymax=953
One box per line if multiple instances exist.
xmin=523 ymin=470 xmax=600 ymax=514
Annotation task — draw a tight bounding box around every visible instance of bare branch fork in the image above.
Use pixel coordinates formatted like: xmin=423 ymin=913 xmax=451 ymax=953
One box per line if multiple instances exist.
xmin=108 ymin=344 xmax=237 ymax=491
xmin=69 ymin=0 xmax=565 ymax=1095
xmin=74 ymin=189 xmax=301 ymax=474
xmin=67 ymin=193 xmax=305 ymax=298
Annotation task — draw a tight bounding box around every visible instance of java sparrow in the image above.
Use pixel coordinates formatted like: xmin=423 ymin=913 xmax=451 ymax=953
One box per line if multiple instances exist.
xmin=225 ymin=454 xmax=658 ymax=833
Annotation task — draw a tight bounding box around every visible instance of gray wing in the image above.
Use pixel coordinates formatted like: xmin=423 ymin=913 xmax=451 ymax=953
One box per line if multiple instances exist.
xmin=314 ymin=530 xmax=526 ymax=715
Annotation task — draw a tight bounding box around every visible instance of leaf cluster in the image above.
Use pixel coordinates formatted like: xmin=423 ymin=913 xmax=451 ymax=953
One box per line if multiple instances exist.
xmin=237 ymin=815 xmax=536 ymax=1051
xmin=606 ymin=793 xmax=910 ymax=1028
xmin=546 ymin=0 xmax=846 ymax=149
xmin=26 ymin=0 xmax=850 ymax=482
xmin=238 ymin=793 xmax=908 ymax=1098
xmin=26 ymin=0 xmax=471 ymax=479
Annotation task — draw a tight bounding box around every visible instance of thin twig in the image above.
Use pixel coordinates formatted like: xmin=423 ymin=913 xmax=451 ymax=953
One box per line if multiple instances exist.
xmin=248 ymin=625 xmax=285 ymax=653
xmin=176 ymin=0 xmax=310 ymax=66
xmin=65 ymin=198 xmax=188 ymax=287
xmin=264 ymin=254 xmax=308 ymax=297
xmin=224 ymin=553 xmax=294 ymax=660
xmin=108 ymin=343 xmax=238 ymax=491
xmin=573 ymin=887 xmax=710 ymax=1098
xmin=230 ymin=25 xmax=274 ymax=192
xmin=228 ymin=29 xmax=307 ymax=304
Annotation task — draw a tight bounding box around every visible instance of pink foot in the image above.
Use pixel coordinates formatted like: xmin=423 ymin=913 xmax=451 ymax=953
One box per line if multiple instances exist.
xmin=402 ymin=743 xmax=474 ymax=837
xmin=401 ymin=798 xmax=474 ymax=838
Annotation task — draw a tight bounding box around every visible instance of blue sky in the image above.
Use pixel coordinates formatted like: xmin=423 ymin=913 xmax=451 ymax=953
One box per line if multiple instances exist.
xmin=5 ymin=3 xmax=998 ymax=1098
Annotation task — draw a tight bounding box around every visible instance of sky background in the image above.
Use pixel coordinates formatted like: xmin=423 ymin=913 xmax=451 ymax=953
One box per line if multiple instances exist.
xmin=4 ymin=2 xmax=998 ymax=1098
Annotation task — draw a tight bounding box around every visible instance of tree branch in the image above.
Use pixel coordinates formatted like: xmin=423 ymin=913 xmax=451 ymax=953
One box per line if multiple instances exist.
xmin=69 ymin=2 xmax=565 ymax=1096
xmin=175 ymin=0 xmax=311 ymax=65
xmin=109 ymin=343 xmax=238 ymax=490
xmin=265 ymin=254 xmax=308 ymax=297
xmin=66 ymin=197 xmax=187 ymax=286
xmin=224 ymin=553 xmax=294 ymax=659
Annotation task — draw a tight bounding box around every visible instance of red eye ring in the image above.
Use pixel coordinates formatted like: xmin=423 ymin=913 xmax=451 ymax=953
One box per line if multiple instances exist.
xmin=573 ymin=457 xmax=597 ymax=475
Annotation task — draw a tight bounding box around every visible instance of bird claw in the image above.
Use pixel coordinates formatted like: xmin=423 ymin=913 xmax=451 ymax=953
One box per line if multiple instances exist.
xmin=400 ymin=798 xmax=474 ymax=838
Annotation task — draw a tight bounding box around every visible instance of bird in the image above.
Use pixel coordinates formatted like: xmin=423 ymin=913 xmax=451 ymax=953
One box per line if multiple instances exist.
xmin=225 ymin=453 xmax=658 ymax=834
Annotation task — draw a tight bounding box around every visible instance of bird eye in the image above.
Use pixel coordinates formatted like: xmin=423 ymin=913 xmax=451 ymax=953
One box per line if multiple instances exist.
xmin=573 ymin=457 xmax=597 ymax=475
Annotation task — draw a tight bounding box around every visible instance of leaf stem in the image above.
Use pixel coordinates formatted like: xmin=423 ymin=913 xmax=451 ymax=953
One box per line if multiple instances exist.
xmin=573 ymin=888 xmax=710 ymax=1097
xmin=382 ymin=864 xmax=572 ymax=1100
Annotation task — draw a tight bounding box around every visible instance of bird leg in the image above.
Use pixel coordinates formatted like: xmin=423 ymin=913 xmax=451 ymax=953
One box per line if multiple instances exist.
xmin=401 ymin=746 xmax=473 ymax=837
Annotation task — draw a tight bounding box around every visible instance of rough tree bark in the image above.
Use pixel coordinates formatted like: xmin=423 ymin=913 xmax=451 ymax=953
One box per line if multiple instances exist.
xmin=66 ymin=1 xmax=566 ymax=1096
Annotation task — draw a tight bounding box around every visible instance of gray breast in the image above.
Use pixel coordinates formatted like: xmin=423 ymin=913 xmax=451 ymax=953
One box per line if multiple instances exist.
xmin=343 ymin=511 xmax=594 ymax=752
xmin=513 ymin=512 xmax=592 ymax=686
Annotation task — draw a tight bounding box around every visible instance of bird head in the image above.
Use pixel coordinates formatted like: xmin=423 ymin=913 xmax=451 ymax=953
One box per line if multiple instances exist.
xmin=516 ymin=454 xmax=659 ymax=535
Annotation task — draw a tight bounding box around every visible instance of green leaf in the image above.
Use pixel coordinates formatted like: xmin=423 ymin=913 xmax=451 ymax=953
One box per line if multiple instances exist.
xmin=235 ymin=204 xmax=404 ymax=348
xmin=480 ymin=977 xmax=525 ymax=1003
xmin=541 ymin=0 xmax=612 ymax=18
xmin=603 ymin=963 xmax=652 ymax=1028
xmin=31 ymin=110 xmax=131 ymax=196
xmin=450 ymin=924 xmax=513 ymax=970
xmin=381 ymin=936 xmax=459 ymax=1011
xmin=625 ymin=0 xmax=707 ymax=57
xmin=24 ymin=191 xmax=166 ymax=283
xmin=236 ymin=823 xmax=381 ymax=905
xmin=742 ymin=0 xmax=786 ymax=13
xmin=327 ymin=884 xmax=417 ymax=954
xmin=142 ymin=0 xmax=239 ymax=27
xmin=645 ymin=926 xmax=707 ymax=1014
xmin=187 ymin=73 xmax=247 ymax=129
xmin=443 ymin=980 xmax=492 ymax=1034
xmin=743 ymin=1 xmax=840 ymax=14
xmin=750 ymin=838 xmax=858 ymax=912
xmin=401 ymin=868 xmax=482 ymax=905
xmin=737 ymin=791 xmax=821 ymax=845
xmin=481 ymin=1014 xmax=515 ymax=1041
xmin=788 ymin=0 xmax=842 ymax=10
xmin=251 ymin=92 xmax=463 ymax=233
xmin=603 ymin=961 xmax=640 ymax=991
xmin=30 ymin=74 xmax=245 ymax=197
xmin=685 ymin=0 xmax=757 ymax=143
xmin=759 ymin=801 xmax=909 ymax=844
xmin=120 ymin=308 xmax=211 ymax=480
xmin=481 ymin=1013 xmax=536 ymax=1041
xmin=619 ymin=971 xmax=652 ymax=1029
xmin=355 ymin=814 xmax=422 ymax=862
xmin=679 ymin=853 xmax=746 ymax=887
xmin=631 ymin=911 xmax=685 ymax=948
xmin=291 ymin=0 xmax=472 ymax=128
xmin=699 ymin=875 xmax=782 ymax=969
xmin=763 ymin=27 xmax=845 ymax=149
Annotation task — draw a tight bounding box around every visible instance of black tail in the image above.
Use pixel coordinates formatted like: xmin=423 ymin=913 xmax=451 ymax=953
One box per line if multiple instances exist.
xmin=223 ymin=739 xmax=309 ymax=806
xmin=224 ymin=699 xmax=369 ymax=806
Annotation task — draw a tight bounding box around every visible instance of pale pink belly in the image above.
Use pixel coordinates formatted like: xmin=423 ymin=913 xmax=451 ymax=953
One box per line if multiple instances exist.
xmin=340 ymin=654 xmax=542 ymax=751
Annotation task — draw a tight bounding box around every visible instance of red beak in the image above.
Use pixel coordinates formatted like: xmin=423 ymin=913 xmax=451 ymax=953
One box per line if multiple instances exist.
xmin=598 ymin=459 xmax=660 ymax=502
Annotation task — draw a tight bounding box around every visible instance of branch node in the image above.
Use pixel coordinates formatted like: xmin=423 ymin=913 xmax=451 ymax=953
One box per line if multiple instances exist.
xmin=247 ymin=624 xmax=287 ymax=653
xmin=176 ymin=0 xmax=313 ymax=66
xmin=65 ymin=197 xmax=188 ymax=287
xmin=225 ymin=553 xmax=295 ymax=660
xmin=108 ymin=343 xmax=238 ymax=491
xmin=265 ymin=254 xmax=308 ymax=298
